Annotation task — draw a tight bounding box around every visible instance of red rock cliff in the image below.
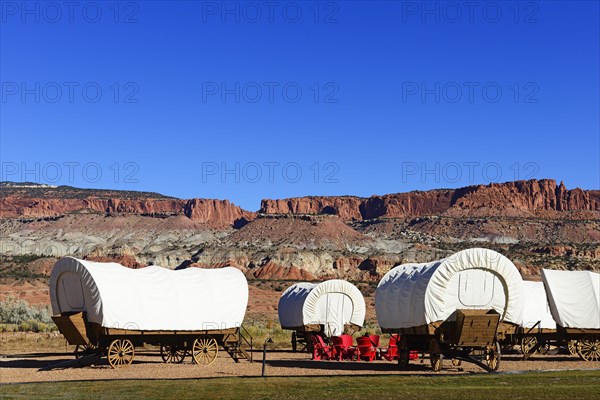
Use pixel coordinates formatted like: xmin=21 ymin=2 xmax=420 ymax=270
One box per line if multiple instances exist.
xmin=259 ymin=197 xmax=365 ymax=220
xmin=183 ymin=199 xmax=254 ymax=227
xmin=0 ymin=185 xmax=254 ymax=228
xmin=445 ymin=180 xmax=597 ymax=217
xmin=260 ymin=180 xmax=600 ymax=220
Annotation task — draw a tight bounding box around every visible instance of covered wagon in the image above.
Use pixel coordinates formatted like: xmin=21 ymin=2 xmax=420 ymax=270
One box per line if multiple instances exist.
xmin=376 ymin=248 xmax=525 ymax=372
xmin=500 ymin=281 xmax=557 ymax=357
xmin=278 ymin=280 xmax=366 ymax=351
xmin=520 ymin=281 xmax=556 ymax=330
xmin=50 ymin=257 xmax=251 ymax=368
xmin=540 ymin=269 xmax=600 ymax=361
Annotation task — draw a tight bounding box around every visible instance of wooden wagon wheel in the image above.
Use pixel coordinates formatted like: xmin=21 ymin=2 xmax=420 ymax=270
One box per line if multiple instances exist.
xmin=398 ymin=335 xmax=410 ymax=369
xmin=567 ymin=340 xmax=578 ymax=355
xmin=484 ymin=341 xmax=501 ymax=372
xmin=160 ymin=344 xmax=187 ymax=363
xmin=577 ymin=336 xmax=600 ymax=362
xmin=429 ymin=338 xmax=443 ymax=372
xmin=75 ymin=343 xmax=97 ymax=359
xmin=520 ymin=336 xmax=538 ymax=356
xmin=107 ymin=338 xmax=135 ymax=369
xmin=192 ymin=335 xmax=219 ymax=366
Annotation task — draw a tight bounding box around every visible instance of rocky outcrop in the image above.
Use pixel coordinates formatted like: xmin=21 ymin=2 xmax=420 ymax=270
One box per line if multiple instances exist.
xmin=446 ymin=180 xmax=597 ymax=216
xmin=0 ymin=214 xmax=218 ymax=268
xmin=84 ymin=254 xmax=145 ymax=269
xmin=105 ymin=199 xmax=185 ymax=215
xmin=0 ymin=184 xmax=254 ymax=228
xmin=223 ymin=214 xmax=372 ymax=250
xmin=248 ymin=263 xmax=317 ymax=280
xmin=260 ymin=180 xmax=599 ymax=220
xmin=360 ymin=190 xmax=454 ymax=219
xmin=183 ymin=199 xmax=253 ymax=227
xmin=586 ymin=190 xmax=600 ymax=211
xmin=186 ymin=248 xmax=401 ymax=281
xmin=259 ymin=197 xmax=365 ymax=220
xmin=331 ymin=255 xmax=397 ymax=278
xmin=531 ymin=245 xmax=600 ymax=259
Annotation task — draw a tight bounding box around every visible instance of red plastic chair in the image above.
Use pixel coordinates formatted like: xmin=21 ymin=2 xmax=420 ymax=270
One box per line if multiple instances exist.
xmin=383 ymin=334 xmax=399 ymax=361
xmin=311 ymin=335 xmax=333 ymax=361
xmin=341 ymin=334 xmax=353 ymax=348
xmin=356 ymin=336 xmax=377 ymax=361
xmin=369 ymin=334 xmax=380 ymax=347
xmin=332 ymin=335 xmax=355 ymax=361
xmin=331 ymin=336 xmax=343 ymax=360
xmin=382 ymin=335 xmax=420 ymax=362
xmin=331 ymin=336 xmax=347 ymax=361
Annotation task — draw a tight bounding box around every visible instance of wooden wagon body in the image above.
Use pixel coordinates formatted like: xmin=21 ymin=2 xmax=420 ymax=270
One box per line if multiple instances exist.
xmin=498 ymin=323 xmax=600 ymax=361
xmin=383 ymin=309 xmax=503 ymax=372
xmin=52 ymin=311 xmax=252 ymax=368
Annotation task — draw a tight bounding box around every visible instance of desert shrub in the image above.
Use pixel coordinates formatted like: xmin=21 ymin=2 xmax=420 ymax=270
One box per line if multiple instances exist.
xmin=0 ymin=297 xmax=55 ymax=332
xmin=243 ymin=322 xmax=291 ymax=348
xmin=0 ymin=323 xmax=16 ymax=333
xmin=15 ymin=320 xmax=54 ymax=333
xmin=4 ymin=254 xmax=44 ymax=264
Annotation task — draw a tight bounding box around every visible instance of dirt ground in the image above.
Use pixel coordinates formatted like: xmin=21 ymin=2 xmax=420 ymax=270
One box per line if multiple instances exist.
xmin=1 ymin=348 xmax=599 ymax=384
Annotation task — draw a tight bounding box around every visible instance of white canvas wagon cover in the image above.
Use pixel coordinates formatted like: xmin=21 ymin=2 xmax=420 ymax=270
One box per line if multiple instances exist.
xmin=278 ymin=279 xmax=366 ymax=337
xmin=521 ymin=281 xmax=556 ymax=330
xmin=542 ymin=269 xmax=600 ymax=329
xmin=376 ymin=248 xmax=525 ymax=329
xmin=49 ymin=257 xmax=248 ymax=331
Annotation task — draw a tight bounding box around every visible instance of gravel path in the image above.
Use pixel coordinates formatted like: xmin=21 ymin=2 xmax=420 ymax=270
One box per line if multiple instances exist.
xmin=1 ymin=350 xmax=598 ymax=384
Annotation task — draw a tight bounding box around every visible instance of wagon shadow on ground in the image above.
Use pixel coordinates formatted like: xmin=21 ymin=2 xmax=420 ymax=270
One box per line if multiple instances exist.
xmin=264 ymin=358 xmax=435 ymax=372
xmin=0 ymin=358 xmax=62 ymax=369
xmin=0 ymin=352 xmax=160 ymax=370
xmin=501 ymin=355 xmax=582 ymax=362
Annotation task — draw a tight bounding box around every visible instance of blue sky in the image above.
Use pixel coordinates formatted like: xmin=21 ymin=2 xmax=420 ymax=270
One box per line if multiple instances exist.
xmin=1 ymin=1 xmax=598 ymax=210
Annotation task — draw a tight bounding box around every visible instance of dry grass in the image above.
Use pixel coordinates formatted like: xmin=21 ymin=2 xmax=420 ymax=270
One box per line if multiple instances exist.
xmin=0 ymin=331 xmax=69 ymax=354
xmin=1 ymin=371 xmax=599 ymax=399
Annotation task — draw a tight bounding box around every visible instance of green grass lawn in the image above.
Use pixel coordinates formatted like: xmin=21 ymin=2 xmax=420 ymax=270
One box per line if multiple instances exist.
xmin=1 ymin=371 xmax=599 ymax=400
